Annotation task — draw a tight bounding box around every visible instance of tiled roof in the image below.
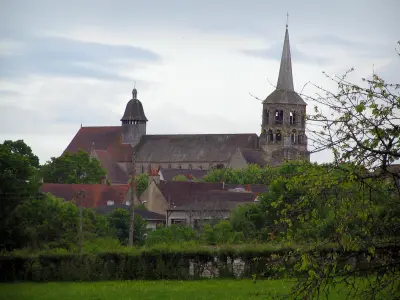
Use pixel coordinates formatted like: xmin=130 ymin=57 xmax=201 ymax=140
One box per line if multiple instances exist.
xmin=94 ymin=204 xmax=165 ymax=221
xmin=40 ymin=183 xmax=129 ymax=208
xmin=135 ymin=134 xmax=259 ymax=163
xmin=157 ymin=181 xmax=268 ymax=208
xmin=158 ymin=181 xmax=223 ymax=207
xmin=159 ymin=168 xmax=208 ymax=181
xmin=95 ymin=150 xmax=130 ymax=184
xmin=64 ymin=126 xmax=122 ymax=155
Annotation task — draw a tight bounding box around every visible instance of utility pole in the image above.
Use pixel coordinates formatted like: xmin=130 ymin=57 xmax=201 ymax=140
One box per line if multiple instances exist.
xmin=75 ymin=189 xmax=86 ymax=254
xmin=128 ymin=150 xmax=137 ymax=246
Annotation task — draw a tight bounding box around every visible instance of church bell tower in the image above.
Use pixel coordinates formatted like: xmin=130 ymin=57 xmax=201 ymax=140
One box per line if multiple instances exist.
xmin=260 ymin=24 xmax=309 ymax=165
xmin=121 ymin=88 xmax=147 ymax=147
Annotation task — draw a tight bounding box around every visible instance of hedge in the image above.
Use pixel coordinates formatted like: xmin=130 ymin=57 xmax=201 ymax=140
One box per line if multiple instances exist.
xmin=0 ymin=244 xmax=395 ymax=282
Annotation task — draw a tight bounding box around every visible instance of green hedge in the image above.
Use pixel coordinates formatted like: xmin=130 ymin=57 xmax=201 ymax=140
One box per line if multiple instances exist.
xmin=0 ymin=244 xmax=394 ymax=282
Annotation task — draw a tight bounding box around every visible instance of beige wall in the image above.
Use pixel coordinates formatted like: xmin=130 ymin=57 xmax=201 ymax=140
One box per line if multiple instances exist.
xmin=228 ymin=149 xmax=249 ymax=170
xmin=134 ymin=162 xmax=227 ymax=175
xmin=140 ymin=181 xmax=169 ymax=215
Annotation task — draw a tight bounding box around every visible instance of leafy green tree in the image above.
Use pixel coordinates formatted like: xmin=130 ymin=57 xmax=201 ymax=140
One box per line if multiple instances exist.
xmin=0 ymin=140 xmax=41 ymax=250
xmin=41 ymin=150 xmax=106 ymax=184
xmin=135 ymin=173 xmax=149 ymax=195
xmin=107 ymin=208 xmax=147 ymax=246
xmin=145 ymin=225 xmax=198 ymax=246
xmin=202 ymin=164 xmax=277 ymax=185
xmin=11 ymin=193 xmax=79 ymax=250
xmin=11 ymin=193 xmax=111 ymax=251
xmin=276 ymin=69 xmax=400 ymax=299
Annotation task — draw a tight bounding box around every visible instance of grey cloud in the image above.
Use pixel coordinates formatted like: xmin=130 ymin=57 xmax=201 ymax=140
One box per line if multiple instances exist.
xmin=0 ymin=35 xmax=161 ymax=80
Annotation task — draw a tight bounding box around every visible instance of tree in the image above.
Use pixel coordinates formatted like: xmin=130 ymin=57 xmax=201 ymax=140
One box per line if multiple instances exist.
xmin=135 ymin=173 xmax=149 ymax=195
xmin=41 ymin=150 xmax=106 ymax=184
xmin=275 ymin=67 xmax=400 ymax=299
xmin=107 ymin=208 xmax=147 ymax=246
xmin=0 ymin=140 xmax=41 ymax=250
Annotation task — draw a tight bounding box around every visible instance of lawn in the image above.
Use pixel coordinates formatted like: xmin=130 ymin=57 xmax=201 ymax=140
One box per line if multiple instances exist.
xmin=0 ymin=280 xmax=353 ymax=300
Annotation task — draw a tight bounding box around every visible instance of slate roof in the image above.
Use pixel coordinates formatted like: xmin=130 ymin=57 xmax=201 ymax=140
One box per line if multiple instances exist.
xmin=94 ymin=204 xmax=165 ymax=221
xmin=159 ymin=168 xmax=208 ymax=181
xmin=239 ymin=148 xmax=267 ymax=167
xmin=156 ymin=181 xmax=268 ymax=209
xmin=263 ymin=27 xmax=307 ymax=106
xmin=40 ymin=183 xmax=129 ymax=208
xmin=264 ymin=89 xmax=307 ymax=105
xmin=135 ymin=134 xmax=258 ymax=162
xmin=121 ymin=89 xmax=148 ymax=122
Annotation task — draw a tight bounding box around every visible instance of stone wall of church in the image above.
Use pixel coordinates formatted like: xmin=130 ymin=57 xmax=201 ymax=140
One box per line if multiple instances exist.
xmin=133 ymin=161 xmax=228 ymax=175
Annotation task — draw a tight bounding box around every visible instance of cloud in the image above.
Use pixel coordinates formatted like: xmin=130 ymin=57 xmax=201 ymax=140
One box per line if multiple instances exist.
xmin=0 ymin=35 xmax=161 ymax=81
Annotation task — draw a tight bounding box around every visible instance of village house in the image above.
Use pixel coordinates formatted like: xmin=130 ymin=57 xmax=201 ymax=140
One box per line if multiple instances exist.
xmin=40 ymin=183 xmax=164 ymax=229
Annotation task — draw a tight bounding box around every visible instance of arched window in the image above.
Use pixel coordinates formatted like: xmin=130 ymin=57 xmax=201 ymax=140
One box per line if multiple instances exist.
xmin=275 ymin=110 xmax=283 ymax=124
xmin=264 ymin=110 xmax=269 ymax=125
xmin=168 ymin=164 xmax=172 ymax=169
xmin=140 ymin=165 xmax=144 ymax=173
xmin=276 ymin=130 xmax=282 ymax=142
xmin=178 ymin=165 xmax=182 ymax=169
xmin=290 ymin=111 xmax=296 ymax=125
xmin=267 ymin=129 xmax=273 ymax=143
xmin=291 ymin=130 xmax=297 ymax=143
xmin=209 ymin=163 xmax=213 ymax=169
xmin=189 ymin=164 xmax=193 ymax=170
xmin=198 ymin=165 xmax=203 ymax=170
xmin=301 ymin=113 xmax=306 ymax=127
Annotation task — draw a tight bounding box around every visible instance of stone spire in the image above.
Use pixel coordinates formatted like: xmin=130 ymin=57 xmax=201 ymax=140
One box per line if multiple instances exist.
xmin=276 ymin=25 xmax=294 ymax=91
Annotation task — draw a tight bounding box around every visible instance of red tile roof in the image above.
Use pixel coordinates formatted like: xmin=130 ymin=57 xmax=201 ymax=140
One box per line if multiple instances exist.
xmin=64 ymin=126 xmax=122 ymax=155
xmin=40 ymin=183 xmax=129 ymax=208
xmin=95 ymin=150 xmax=130 ymax=184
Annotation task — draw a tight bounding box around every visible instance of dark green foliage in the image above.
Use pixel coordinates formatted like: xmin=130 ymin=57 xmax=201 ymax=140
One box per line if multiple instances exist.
xmin=0 ymin=140 xmax=41 ymax=250
xmin=106 ymin=208 xmax=147 ymax=246
xmin=0 ymin=244 xmax=394 ymax=282
xmin=41 ymin=150 xmax=106 ymax=184
xmin=145 ymin=225 xmax=198 ymax=246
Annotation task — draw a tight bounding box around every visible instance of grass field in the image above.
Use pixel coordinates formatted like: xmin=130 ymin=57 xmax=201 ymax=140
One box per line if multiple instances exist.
xmin=0 ymin=280 xmax=355 ymax=300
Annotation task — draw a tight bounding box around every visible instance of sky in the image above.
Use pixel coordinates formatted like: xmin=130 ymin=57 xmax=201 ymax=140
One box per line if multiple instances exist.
xmin=0 ymin=0 xmax=399 ymax=164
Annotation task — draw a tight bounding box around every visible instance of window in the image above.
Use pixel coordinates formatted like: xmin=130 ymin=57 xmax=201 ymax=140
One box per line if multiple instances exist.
xmin=168 ymin=164 xmax=172 ymax=169
xmin=189 ymin=164 xmax=193 ymax=170
xmin=291 ymin=130 xmax=297 ymax=143
xmin=140 ymin=165 xmax=144 ymax=173
xmin=290 ymin=111 xmax=296 ymax=125
xmin=267 ymin=129 xmax=273 ymax=142
xmin=276 ymin=130 xmax=282 ymax=142
xmin=178 ymin=165 xmax=182 ymax=169
xmin=264 ymin=110 xmax=269 ymax=125
xmin=107 ymin=200 xmax=114 ymax=206
xmin=275 ymin=110 xmax=283 ymax=124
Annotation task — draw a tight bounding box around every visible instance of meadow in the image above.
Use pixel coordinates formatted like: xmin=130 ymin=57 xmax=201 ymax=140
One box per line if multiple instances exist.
xmin=0 ymin=279 xmax=356 ymax=300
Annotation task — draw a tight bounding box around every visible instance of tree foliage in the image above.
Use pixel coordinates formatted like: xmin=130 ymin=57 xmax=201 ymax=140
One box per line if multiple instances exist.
xmin=0 ymin=140 xmax=41 ymax=250
xmin=107 ymin=208 xmax=148 ymax=246
xmin=203 ymin=164 xmax=277 ymax=184
xmin=41 ymin=150 xmax=106 ymax=184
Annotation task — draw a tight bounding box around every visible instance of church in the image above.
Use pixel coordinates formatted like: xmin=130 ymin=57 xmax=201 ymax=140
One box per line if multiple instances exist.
xmin=64 ymin=25 xmax=309 ymax=185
